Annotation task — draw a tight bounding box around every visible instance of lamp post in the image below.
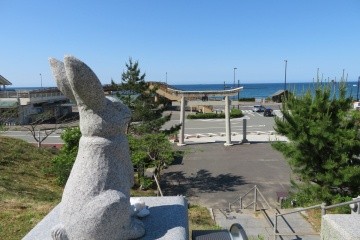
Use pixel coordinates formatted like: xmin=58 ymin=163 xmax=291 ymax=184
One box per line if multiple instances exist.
xmin=233 ymin=68 xmax=237 ymax=109
xmin=39 ymin=73 xmax=43 ymax=88
xmin=233 ymin=67 xmax=237 ymax=88
xmin=166 ymin=72 xmax=167 ymax=85
xmin=237 ymin=79 xmax=240 ymax=109
xmin=284 ymin=60 xmax=287 ymax=91
xmin=284 ymin=60 xmax=287 ymax=102
xmin=357 ymin=76 xmax=360 ymax=101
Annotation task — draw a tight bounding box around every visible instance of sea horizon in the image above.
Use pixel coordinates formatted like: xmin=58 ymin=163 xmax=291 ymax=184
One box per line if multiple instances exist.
xmin=5 ymin=81 xmax=359 ymax=99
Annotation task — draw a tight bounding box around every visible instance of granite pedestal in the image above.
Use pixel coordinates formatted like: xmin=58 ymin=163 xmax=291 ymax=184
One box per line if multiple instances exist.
xmin=23 ymin=196 xmax=188 ymax=240
xmin=321 ymin=214 xmax=360 ymax=240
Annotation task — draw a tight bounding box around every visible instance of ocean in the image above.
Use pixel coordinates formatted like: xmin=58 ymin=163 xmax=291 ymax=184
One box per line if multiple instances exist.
xmin=7 ymin=81 xmax=360 ymax=100
xmin=172 ymin=81 xmax=360 ymax=100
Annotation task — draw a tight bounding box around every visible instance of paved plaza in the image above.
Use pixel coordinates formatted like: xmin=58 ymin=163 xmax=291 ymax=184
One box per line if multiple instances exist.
xmin=161 ymin=142 xmax=292 ymax=209
xmin=161 ymin=142 xmax=320 ymax=239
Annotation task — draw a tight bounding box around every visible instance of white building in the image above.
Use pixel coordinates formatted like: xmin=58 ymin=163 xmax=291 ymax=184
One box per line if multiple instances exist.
xmin=0 ymin=77 xmax=71 ymax=125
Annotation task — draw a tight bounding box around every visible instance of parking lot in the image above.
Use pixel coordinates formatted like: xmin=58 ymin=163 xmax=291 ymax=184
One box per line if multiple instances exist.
xmin=159 ymin=103 xmax=291 ymax=208
xmin=162 ymin=103 xmax=282 ymax=136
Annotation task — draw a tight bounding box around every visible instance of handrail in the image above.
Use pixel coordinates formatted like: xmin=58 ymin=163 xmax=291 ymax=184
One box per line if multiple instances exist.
xmin=228 ymin=186 xmax=255 ymax=211
xmin=228 ymin=197 xmax=240 ymax=206
xmin=273 ymin=197 xmax=360 ymax=240
xmin=324 ymin=198 xmax=360 ymax=211
xmin=276 ymin=203 xmax=323 ymax=217
xmin=240 ymin=185 xmax=256 ymax=199
xmin=256 ymin=186 xmax=272 ymax=210
xmin=228 ymin=185 xmax=272 ymax=212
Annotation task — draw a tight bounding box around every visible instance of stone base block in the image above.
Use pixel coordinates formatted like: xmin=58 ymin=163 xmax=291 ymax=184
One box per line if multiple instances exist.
xmin=321 ymin=214 xmax=360 ymax=240
xmin=23 ymin=196 xmax=188 ymax=240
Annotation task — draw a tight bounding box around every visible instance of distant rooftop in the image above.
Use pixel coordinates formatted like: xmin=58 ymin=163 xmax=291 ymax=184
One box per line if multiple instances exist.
xmin=0 ymin=75 xmax=12 ymax=86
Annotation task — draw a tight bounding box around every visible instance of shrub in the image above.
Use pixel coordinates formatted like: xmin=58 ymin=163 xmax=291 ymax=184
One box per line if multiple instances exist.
xmin=51 ymin=127 xmax=81 ymax=186
xmin=238 ymin=97 xmax=255 ymax=102
xmin=187 ymin=109 xmax=243 ymax=119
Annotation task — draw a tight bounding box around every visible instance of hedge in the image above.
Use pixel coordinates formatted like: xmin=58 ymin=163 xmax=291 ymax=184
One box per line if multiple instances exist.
xmin=187 ymin=109 xmax=243 ymax=119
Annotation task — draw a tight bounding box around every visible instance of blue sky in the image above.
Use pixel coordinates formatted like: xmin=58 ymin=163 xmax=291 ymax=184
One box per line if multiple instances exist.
xmin=1 ymin=0 xmax=359 ymax=87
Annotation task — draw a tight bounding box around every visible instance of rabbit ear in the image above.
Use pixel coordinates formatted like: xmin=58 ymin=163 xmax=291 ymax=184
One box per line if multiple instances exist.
xmin=49 ymin=58 xmax=76 ymax=102
xmin=64 ymin=55 xmax=106 ymax=110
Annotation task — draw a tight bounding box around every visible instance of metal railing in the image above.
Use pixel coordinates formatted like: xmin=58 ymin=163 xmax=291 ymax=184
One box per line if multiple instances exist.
xmin=228 ymin=185 xmax=272 ymax=212
xmin=273 ymin=197 xmax=360 ymax=240
xmin=0 ymin=89 xmax=65 ymax=99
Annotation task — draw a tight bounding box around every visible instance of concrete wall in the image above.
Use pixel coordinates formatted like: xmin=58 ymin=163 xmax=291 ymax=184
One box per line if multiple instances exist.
xmin=321 ymin=214 xmax=360 ymax=240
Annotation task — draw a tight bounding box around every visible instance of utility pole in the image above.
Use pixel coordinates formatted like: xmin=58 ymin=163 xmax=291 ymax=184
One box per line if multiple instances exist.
xmin=284 ymin=60 xmax=287 ymax=91
xmin=357 ymin=76 xmax=360 ymax=101
xmin=284 ymin=60 xmax=287 ymax=101
xmin=39 ymin=73 xmax=43 ymax=88
xmin=233 ymin=67 xmax=237 ymax=88
xmin=237 ymin=79 xmax=240 ymax=109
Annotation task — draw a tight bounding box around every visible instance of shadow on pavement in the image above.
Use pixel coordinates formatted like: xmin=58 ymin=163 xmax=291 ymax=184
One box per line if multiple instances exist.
xmin=161 ymin=169 xmax=246 ymax=197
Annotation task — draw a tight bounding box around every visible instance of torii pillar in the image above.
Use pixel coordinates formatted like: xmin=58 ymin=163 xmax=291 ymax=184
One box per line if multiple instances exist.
xmin=177 ymin=95 xmax=186 ymax=146
xmin=224 ymin=95 xmax=233 ymax=146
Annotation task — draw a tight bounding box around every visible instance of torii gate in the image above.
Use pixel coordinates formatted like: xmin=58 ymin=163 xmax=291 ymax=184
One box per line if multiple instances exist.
xmin=169 ymin=87 xmax=243 ymax=146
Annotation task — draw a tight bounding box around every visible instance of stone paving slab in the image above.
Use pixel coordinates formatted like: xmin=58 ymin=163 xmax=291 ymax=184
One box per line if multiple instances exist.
xmin=213 ymin=209 xmax=271 ymax=239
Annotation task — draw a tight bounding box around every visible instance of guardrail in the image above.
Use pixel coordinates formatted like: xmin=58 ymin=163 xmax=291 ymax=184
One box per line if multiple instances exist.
xmin=273 ymin=197 xmax=360 ymax=240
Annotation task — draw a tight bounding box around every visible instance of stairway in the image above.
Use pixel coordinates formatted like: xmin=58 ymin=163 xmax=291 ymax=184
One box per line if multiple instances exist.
xmin=213 ymin=208 xmax=320 ymax=240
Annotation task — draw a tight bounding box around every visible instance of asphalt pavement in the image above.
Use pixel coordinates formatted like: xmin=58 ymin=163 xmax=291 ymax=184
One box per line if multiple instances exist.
xmin=161 ymin=142 xmax=291 ymax=209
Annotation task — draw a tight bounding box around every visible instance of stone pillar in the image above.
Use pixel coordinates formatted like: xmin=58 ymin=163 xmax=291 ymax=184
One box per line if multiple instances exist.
xmin=224 ymin=96 xmax=233 ymax=146
xmin=178 ymin=96 xmax=186 ymax=146
xmin=241 ymin=118 xmax=248 ymax=143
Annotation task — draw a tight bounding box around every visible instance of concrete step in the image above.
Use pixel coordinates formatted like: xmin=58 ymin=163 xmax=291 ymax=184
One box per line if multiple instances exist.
xmin=213 ymin=208 xmax=320 ymax=240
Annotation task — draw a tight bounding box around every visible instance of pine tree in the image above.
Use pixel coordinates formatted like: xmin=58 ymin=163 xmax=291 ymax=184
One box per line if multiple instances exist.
xmin=113 ymin=57 xmax=178 ymax=135
xmin=113 ymin=58 xmax=180 ymax=189
xmin=273 ymin=81 xmax=360 ymax=199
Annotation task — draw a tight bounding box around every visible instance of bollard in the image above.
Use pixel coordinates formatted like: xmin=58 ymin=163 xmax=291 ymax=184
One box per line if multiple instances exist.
xmin=242 ymin=119 xmax=248 ymax=143
xmin=321 ymin=202 xmax=327 ymax=216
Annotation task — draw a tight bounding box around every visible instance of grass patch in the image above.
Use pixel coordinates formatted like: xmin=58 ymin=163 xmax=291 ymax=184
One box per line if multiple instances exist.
xmin=0 ymin=136 xmax=62 ymax=240
xmin=303 ymin=209 xmax=322 ymax=232
xmin=0 ymin=136 xmax=220 ymax=239
xmin=188 ymin=204 xmax=220 ymax=234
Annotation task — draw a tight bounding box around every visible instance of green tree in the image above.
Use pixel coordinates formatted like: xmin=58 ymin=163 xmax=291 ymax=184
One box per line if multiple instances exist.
xmin=112 ymin=58 xmax=177 ymax=135
xmin=129 ymin=133 xmax=173 ymax=187
xmin=51 ymin=127 xmax=81 ymax=185
xmin=112 ymin=58 xmax=178 ymax=188
xmin=272 ymin=81 xmax=360 ymax=202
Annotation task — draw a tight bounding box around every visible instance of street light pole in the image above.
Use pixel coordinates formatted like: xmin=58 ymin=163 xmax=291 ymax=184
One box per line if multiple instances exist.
xmin=284 ymin=60 xmax=287 ymax=92
xmin=233 ymin=67 xmax=237 ymax=88
xmin=237 ymin=79 xmax=240 ymax=109
xmin=166 ymin=72 xmax=167 ymax=85
xmin=357 ymin=76 xmax=360 ymax=101
xmin=39 ymin=73 xmax=43 ymax=88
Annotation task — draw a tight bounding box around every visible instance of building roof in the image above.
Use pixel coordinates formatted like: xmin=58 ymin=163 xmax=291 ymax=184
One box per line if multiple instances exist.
xmin=0 ymin=75 xmax=12 ymax=85
xmin=271 ymin=90 xmax=287 ymax=97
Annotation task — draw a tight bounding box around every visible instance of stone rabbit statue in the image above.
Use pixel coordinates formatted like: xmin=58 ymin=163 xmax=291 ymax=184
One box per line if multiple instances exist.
xmin=49 ymin=56 xmax=145 ymax=240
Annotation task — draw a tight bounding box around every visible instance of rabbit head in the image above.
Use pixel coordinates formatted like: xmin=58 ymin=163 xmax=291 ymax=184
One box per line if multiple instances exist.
xmin=49 ymin=56 xmax=131 ymax=137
